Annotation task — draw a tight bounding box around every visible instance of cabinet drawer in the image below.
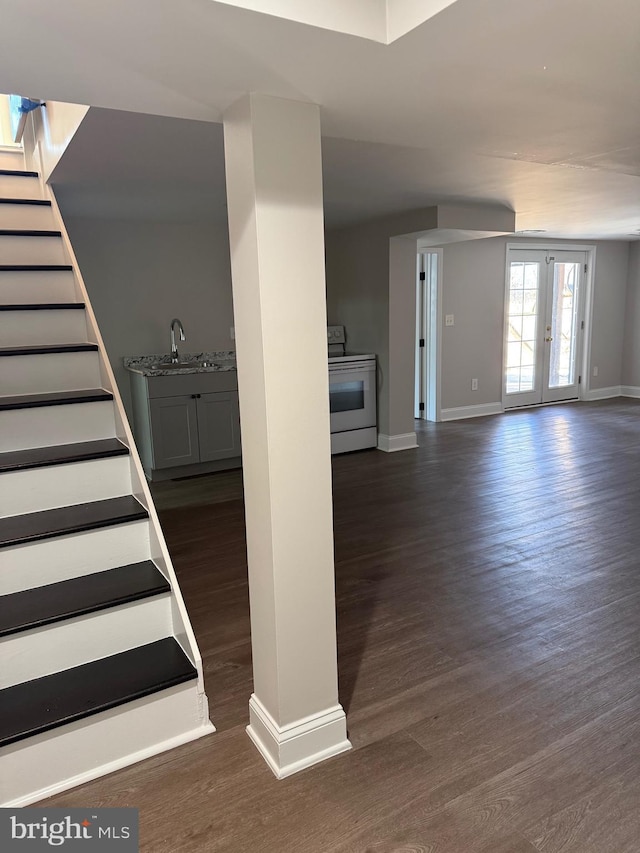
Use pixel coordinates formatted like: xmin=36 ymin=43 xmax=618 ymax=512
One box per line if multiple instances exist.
xmin=146 ymin=371 xmax=237 ymax=399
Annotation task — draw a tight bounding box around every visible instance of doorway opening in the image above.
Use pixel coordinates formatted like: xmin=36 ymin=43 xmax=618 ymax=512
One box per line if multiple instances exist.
xmin=415 ymin=249 xmax=442 ymax=421
xmin=503 ymin=247 xmax=589 ymax=409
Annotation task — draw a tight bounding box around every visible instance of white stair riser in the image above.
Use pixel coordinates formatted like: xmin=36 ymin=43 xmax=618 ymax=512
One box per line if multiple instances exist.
xmin=0 ymin=175 xmax=43 ymax=200
xmin=0 ymin=682 xmax=211 ymax=807
xmin=0 ymin=594 xmax=173 ymax=689
xmin=0 ymin=151 xmax=25 ymax=170
xmin=0 ymin=203 xmax=55 ymax=230
xmin=0 ymin=235 xmax=65 ymax=264
xmin=0 ymin=350 xmax=101 ymax=395
xmin=0 ymin=269 xmax=76 ymax=303
xmin=0 ymin=309 xmax=87 ymax=345
xmin=0 ymin=400 xmax=116 ymax=452
xmin=0 ymin=520 xmax=151 ymax=594
xmin=0 ymin=455 xmax=132 ymax=518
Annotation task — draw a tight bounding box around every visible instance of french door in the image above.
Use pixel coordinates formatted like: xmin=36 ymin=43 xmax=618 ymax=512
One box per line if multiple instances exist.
xmin=503 ymin=248 xmax=586 ymax=408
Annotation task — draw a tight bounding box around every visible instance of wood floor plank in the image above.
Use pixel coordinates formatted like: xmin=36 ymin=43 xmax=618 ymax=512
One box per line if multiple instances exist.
xmin=337 ymin=694 xmax=640 ymax=852
xmin=36 ymin=399 xmax=640 ymax=853
xmin=523 ymin=764 xmax=640 ymax=853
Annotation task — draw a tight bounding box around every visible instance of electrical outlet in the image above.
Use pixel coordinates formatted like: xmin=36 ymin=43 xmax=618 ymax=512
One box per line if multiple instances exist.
xmin=471 ymin=378 xmax=478 ymax=391
xmin=445 ymin=314 xmax=454 ymax=326
xmin=593 ymin=366 xmax=598 ymax=377
xmin=230 ymin=326 xmax=235 ymax=340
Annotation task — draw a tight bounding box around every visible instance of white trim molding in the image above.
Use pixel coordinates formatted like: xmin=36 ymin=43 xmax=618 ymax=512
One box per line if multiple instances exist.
xmin=440 ymin=402 xmax=503 ymax=422
xmin=621 ymin=386 xmax=640 ymax=399
xmin=583 ymin=386 xmax=622 ymax=401
xmin=246 ymin=695 xmax=351 ymax=780
xmin=377 ymin=432 xmax=418 ymax=452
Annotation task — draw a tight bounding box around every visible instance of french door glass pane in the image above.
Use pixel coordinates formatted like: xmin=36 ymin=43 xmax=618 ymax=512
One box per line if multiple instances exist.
xmin=548 ymin=262 xmax=579 ymax=388
xmin=506 ymin=261 xmax=539 ymax=393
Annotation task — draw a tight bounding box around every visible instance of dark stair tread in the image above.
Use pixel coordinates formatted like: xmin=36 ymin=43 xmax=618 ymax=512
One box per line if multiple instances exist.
xmin=0 ymin=388 xmax=113 ymax=411
xmin=0 ymin=342 xmax=97 ymax=356
xmin=0 ymin=264 xmax=72 ymax=271
xmin=0 ymin=169 xmax=39 ymax=178
xmin=0 ymin=562 xmax=170 ymax=637
xmin=0 ymin=495 xmax=148 ymax=549
xmin=0 ymin=198 xmax=51 ymax=206
xmin=0 ymin=303 xmax=85 ymax=311
xmin=0 ymin=438 xmax=128 ymax=473
xmin=0 ymin=638 xmax=196 ymax=747
xmin=0 ymin=229 xmax=61 ymax=237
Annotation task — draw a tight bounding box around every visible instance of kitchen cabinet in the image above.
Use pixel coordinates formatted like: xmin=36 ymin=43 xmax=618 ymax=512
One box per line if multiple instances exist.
xmin=129 ymin=369 xmax=241 ymax=480
xmin=196 ymin=392 xmax=241 ymax=462
xmin=149 ymin=394 xmax=199 ymax=469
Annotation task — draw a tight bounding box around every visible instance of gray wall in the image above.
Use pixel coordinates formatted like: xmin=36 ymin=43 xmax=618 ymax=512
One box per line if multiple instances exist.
xmin=327 ymin=231 xmax=632 ymax=425
xmin=62 ymin=215 xmax=235 ymax=417
xmin=325 ymin=207 xmax=446 ymax=437
xmin=622 ymin=242 xmax=640 ymax=389
xmin=439 ymin=237 xmax=630 ymax=408
xmin=326 ymin=220 xmax=392 ymax=433
xmin=439 ymin=237 xmax=505 ymax=409
xmin=589 ymin=241 xmax=630 ymax=391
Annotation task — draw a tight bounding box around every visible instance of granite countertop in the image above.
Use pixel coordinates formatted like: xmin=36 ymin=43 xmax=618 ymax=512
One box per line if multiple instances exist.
xmin=124 ymin=352 xmax=237 ymax=376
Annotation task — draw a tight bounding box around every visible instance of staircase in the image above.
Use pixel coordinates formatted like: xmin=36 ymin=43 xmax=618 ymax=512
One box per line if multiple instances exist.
xmin=0 ymin=149 xmax=213 ymax=807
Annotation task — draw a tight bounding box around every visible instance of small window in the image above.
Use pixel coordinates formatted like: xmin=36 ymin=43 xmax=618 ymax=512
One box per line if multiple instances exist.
xmin=0 ymin=94 xmax=20 ymax=147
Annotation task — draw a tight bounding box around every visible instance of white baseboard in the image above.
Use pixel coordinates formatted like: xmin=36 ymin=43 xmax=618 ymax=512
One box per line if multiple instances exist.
xmin=583 ymin=385 xmax=622 ymax=401
xmin=440 ymin=402 xmax=503 ymax=422
xmin=621 ymin=385 xmax=640 ymax=399
xmin=246 ymin=694 xmax=351 ymax=780
xmin=377 ymin=432 xmax=418 ymax=452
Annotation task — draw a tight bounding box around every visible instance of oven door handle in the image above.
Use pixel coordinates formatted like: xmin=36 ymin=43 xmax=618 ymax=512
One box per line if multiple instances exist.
xmin=329 ymin=365 xmax=375 ymax=376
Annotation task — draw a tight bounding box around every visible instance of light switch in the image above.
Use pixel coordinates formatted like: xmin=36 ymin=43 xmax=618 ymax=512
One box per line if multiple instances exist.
xmin=445 ymin=314 xmax=454 ymax=326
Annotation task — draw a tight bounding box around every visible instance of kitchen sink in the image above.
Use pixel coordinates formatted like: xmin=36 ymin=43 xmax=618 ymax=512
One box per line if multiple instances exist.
xmin=151 ymin=360 xmax=218 ymax=370
xmin=152 ymin=361 xmax=201 ymax=370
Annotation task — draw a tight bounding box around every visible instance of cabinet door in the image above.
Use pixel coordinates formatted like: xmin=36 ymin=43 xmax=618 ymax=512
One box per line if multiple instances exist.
xmin=149 ymin=395 xmax=200 ymax=469
xmin=196 ymin=391 xmax=241 ymax=462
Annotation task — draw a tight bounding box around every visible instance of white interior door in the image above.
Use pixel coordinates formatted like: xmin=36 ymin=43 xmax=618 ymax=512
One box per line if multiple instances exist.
xmin=504 ymin=248 xmax=586 ymax=408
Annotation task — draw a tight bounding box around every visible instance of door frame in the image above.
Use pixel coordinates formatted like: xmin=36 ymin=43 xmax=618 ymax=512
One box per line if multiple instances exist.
xmin=503 ymin=242 xmax=597 ymax=408
xmin=415 ymin=249 xmax=443 ymax=422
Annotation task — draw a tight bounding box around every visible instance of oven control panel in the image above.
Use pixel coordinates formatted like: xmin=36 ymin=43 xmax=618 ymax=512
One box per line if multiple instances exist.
xmin=327 ymin=325 xmax=346 ymax=345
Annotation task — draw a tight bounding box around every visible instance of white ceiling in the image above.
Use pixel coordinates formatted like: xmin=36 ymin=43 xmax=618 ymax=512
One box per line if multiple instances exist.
xmin=209 ymin=0 xmax=461 ymax=43
xmin=2 ymin=0 xmax=639 ymax=237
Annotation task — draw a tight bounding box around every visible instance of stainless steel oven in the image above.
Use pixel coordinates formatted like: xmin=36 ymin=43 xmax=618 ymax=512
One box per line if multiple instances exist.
xmin=329 ymin=354 xmax=377 ymax=454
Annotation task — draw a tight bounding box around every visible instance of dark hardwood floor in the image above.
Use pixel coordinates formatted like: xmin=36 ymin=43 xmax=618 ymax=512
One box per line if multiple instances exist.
xmin=41 ymin=399 xmax=640 ymax=852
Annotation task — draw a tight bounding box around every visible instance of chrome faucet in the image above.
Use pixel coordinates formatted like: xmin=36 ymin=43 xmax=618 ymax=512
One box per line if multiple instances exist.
xmin=170 ymin=318 xmax=185 ymax=363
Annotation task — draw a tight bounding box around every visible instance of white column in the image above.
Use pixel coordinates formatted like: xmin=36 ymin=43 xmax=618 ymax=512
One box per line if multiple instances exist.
xmin=223 ymin=93 xmax=350 ymax=778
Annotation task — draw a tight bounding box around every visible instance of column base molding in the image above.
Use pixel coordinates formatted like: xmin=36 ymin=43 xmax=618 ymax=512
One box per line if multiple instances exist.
xmin=246 ymin=694 xmax=351 ymax=779
xmin=377 ymin=432 xmax=418 ymax=452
